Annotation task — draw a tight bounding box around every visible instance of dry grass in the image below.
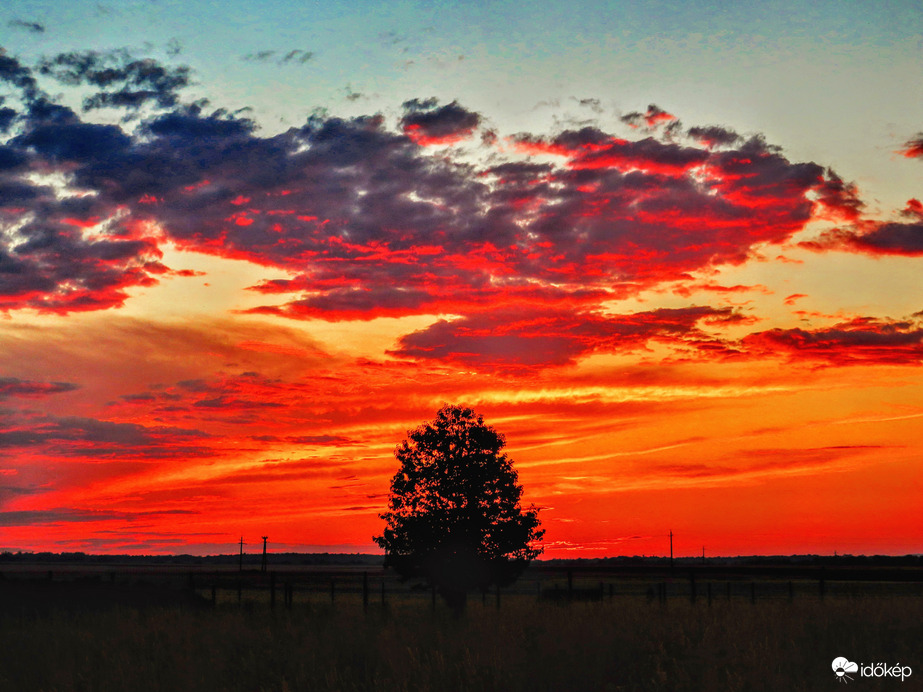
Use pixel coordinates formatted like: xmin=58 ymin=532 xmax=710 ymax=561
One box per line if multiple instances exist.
xmin=0 ymin=592 xmax=919 ymax=691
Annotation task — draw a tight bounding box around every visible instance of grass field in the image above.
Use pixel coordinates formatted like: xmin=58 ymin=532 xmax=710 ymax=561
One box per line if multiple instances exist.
xmin=0 ymin=585 xmax=919 ymax=691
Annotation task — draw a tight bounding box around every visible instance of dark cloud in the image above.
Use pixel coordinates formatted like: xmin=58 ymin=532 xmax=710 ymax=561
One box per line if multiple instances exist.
xmin=392 ymin=305 xmax=740 ymax=371
xmin=574 ymin=97 xmax=603 ymax=113
xmin=193 ymin=395 xmax=284 ymax=410
xmin=0 ymin=507 xmax=195 ymax=527
xmin=284 ymin=434 xmax=353 ymax=446
xmin=0 ymin=108 xmax=18 ymax=133
xmin=0 ymin=209 xmax=165 ymax=314
xmin=0 ymin=377 xmax=79 ymax=399
xmin=400 ymin=98 xmax=481 ymax=144
xmin=686 ymin=125 xmax=742 ymax=148
xmin=19 ymin=118 xmax=132 ymax=160
xmin=7 ymin=19 xmax=45 ymax=34
xmin=243 ymin=51 xmax=275 ymax=62
xmin=568 ymin=134 xmax=710 ymax=173
xmin=280 ymin=49 xmax=314 ymax=64
xmin=111 ymin=370 xmax=333 ymax=426
xmin=849 ymin=219 xmax=923 ymax=255
xmin=620 ymin=104 xmax=676 ymax=128
xmin=242 ymin=50 xmax=314 ymax=65
xmin=649 ymin=446 xmax=880 ymax=480
xmin=0 ymin=48 xmax=870 ymax=332
xmin=0 ymin=53 xmax=168 ymax=313
xmin=0 ymin=483 xmax=38 ymax=506
xmin=812 ymin=169 xmax=864 ymax=221
xmin=802 ymin=199 xmax=923 ymax=256
xmin=0 ymin=51 xmax=41 ymax=101
xmin=344 ymin=85 xmax=364 ymax=101
xmin=37 ymin=49 xmax=192 ymax=111
xmin=0 ymin=414 xmax=211 ymax=458
xmin=899 ymin=133 xmax=923 ymax=159
xmin=742 ymin=315 xmax=923 ymax=366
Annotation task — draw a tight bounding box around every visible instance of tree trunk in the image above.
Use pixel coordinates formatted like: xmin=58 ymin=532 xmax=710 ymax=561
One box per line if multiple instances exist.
xmin=440 ymin=586 xmax=467 ymax=616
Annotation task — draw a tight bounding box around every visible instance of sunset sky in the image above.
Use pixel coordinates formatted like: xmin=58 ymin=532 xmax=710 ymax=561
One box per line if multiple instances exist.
xmin=1 ymin=0 xmax=921 ymax=558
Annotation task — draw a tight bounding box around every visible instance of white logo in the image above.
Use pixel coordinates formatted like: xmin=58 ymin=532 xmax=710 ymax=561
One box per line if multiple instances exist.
xmin=832 ymin=657 xmax=858 ymax=683
xmin=832 ymin=657 xmax=912 ymax=683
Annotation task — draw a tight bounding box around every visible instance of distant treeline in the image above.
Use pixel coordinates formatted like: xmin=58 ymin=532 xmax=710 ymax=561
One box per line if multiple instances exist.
xmin=1 ymin=551 xmax=920 ymax=567
xmin=540 ymin=554 xmax=923 ymax=568
xmin=0 ymin=552 xmax=385 ymax=566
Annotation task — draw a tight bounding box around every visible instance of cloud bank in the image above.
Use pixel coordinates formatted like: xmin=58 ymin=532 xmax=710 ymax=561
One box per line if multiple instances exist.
xmin=1 ymin=47 xmax=919 ymax=375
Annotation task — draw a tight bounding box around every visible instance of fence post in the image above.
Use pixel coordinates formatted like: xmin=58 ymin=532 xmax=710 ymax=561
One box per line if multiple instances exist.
xmin=362 ymin=572 xmax=369 ymax=613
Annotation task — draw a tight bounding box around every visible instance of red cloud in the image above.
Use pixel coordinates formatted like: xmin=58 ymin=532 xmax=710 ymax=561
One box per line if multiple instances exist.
xmin=672 ymin=282 xmax=770 ymax=298
xmin=686 ymin=125 xmax=742 ymax=149
xmin=0 ymin=378 xmax=79 ymax=399
xmin=114 ymin=371 xmax=317 ymax=423
xmin=811 ymin=170 xmax=864 ymax=221
xmin=0 ymin=412 xmax=213 ymax=459
xmin=400 ymin=99 xmax=481 ymax=145
xmin=392 ymin=305 xmax=741 ymax=371
xmin=802 ymin=199 xmax=923 ymax=256
xmin=0 ymin=48 xmax=875 ymax=329
xmin=246 ymin=282 xmax=609 ymax=322
xmin=621 ymin=104 xmax=677 ymax=129
xmin=741 ymin=315 xmax=923 ymax=366
xmin=898 ymin=134 xmax=923 ymax=158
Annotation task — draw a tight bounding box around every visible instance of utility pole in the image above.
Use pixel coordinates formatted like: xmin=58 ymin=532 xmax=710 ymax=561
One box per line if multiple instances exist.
xmin=239 ymin=536 xmax=245 ymax=572
xmin=669 ymin=529 xmax=674 ymax=569
xmin=261 ymin=536 xmax=268 ymax=573
xmin=702 ymin=546 xmax=705 ymax=564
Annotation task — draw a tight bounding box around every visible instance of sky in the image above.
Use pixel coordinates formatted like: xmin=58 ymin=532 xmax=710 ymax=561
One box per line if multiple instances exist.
xmin=0 ymin=0 xmax=921 ymax=558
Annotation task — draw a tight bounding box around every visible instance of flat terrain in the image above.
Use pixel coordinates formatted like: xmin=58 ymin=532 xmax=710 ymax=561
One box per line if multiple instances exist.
xmin=0 ymin=558 xmax=920 ymax=691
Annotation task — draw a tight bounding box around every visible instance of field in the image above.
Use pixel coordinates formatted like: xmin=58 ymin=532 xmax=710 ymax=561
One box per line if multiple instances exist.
xmin=0 ymin=560 xmax=920 ymax=691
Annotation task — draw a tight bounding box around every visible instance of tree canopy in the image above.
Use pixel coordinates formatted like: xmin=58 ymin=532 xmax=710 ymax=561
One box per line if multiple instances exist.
xmin=374 ymin=405 xmax=543 ymax=610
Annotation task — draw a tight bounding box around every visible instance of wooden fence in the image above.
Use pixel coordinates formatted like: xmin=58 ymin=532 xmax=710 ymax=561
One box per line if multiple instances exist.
xmin=3 ymin=564 xmax=922 ymax=614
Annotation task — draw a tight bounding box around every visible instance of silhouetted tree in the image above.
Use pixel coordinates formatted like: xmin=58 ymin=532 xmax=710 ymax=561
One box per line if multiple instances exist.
xmin=374 ymin=405 xmax=543 ymax=613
